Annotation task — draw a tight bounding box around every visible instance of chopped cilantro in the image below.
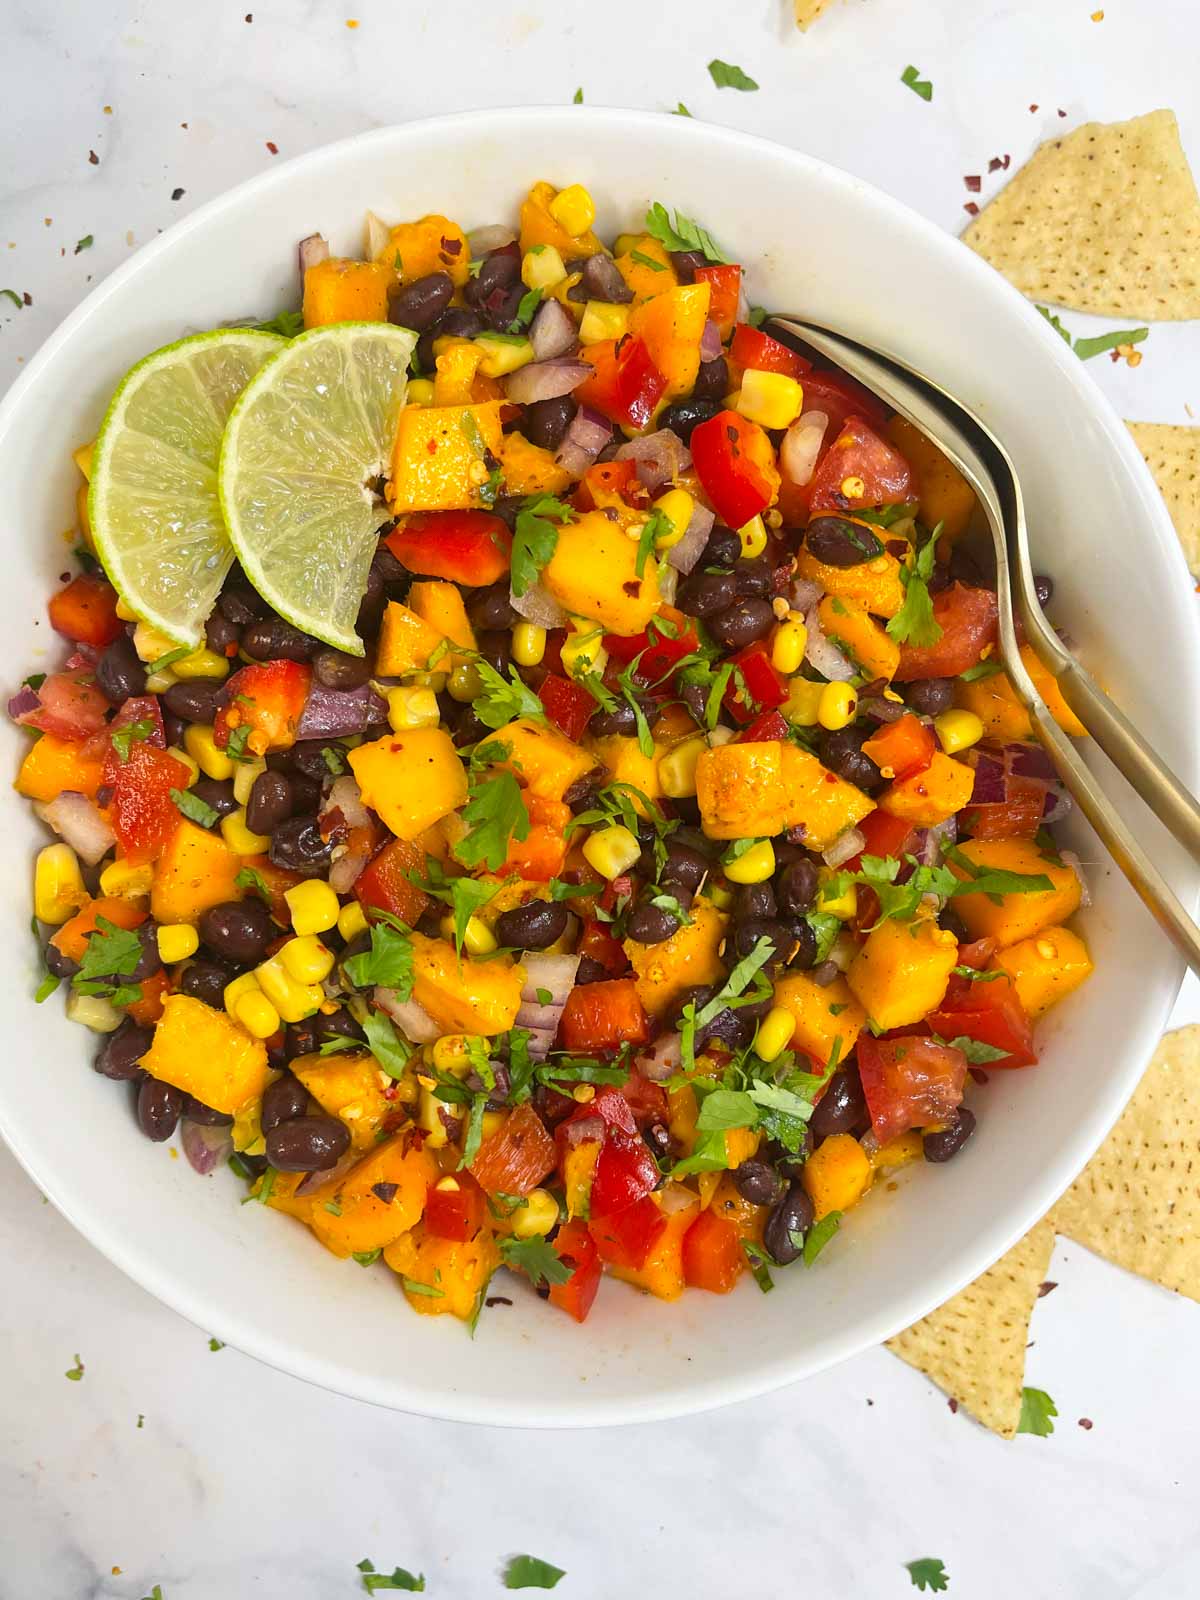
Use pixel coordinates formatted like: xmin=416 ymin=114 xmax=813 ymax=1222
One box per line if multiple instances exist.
xmin=802 ymin=1210 xmax=841 ymax=1264
xmin=932 ymin=1033 xmax=1011 ymax=1064
xmin=1017 ymin=1385 xmax=1058 ymax=1437
xmin=1073 ymin=325 xmax=1149 ymax=362
xmin=901 ymin=64 xmax=933 ymax=101
xmin=504 ymin=1554 xmax=566 ymax=1590
xmin=0 ymin=288 xmax=24 ymax=309
xmin=455 ymin=760 xmax=530 ymax=873
xmin=943 ymin=843 xmax=1054 ymax=901
xmin=743 ymin=1240 xmax=775 ymax=1292
xmin=510 ymin=494 xmax=575 ymax=597
xmin=572 ymin=87 xmax=583 ymax=104
xmin=250 ymin=308 xmax=305 ymax=338
xmin=110 ymin=717 xmax=154 ymax=762
xmin=887 ymin=523 xmax=944 ymax=647
xmin=1035 ymin=305 xmax=1072 ymax=346
xmin=959 ymin=658 xmax=1004 ymax=682
xmin=412 ymin=864 xmax=499 ymax=956
xmin=631 ymin=248 xmax=668 ymax=271
xmin=708 ymin=58 xmax=758 ymax=91
xmin=321 ymin=744 xmax=347 ymax=776
xmin=509 ymin=286 xmax=543 ymax=333
xmin=171 ymin=787 xmax=219 ymax=828
xmin=147 ymin=646 xmax=189 ymax=674
xmin=473 ymin=658 xmax=547 ymax=729
xmin=234 ymin=865 xmax=272 ymax=901
xmin=318 ymin=1035 xmax=358 ymax=1055
xmin=498 ymin=1234 xmax=572 ymax=1288
xmin=400 ymin=1277 xmax=445 ymax=1298
xmin=361 ymin=1009 xmax=414 ymax=1080
xmin=951 ymin=964 xmax=1004 ymax=982
xmin=673 ymin=102 xmax=693 ymax=118
xmin=634 ymin=511 xmax=665 ymax=578
xmin=357 ymin=1557 xmax=426 ymax=1592
xmin=74 ymin=234 xmax=94 ymax=254
xmin=345 ymin=918 xmax=414 ymax=995
xmin=72 ymin=916 xmax=145 ymax=1006
xmin=207 ymin=1337 xmax=224 ymax=1351
xmin=644 ymin=201 xmax=727 ymax=264
xmin=905 ymin=1558 xmax=949 ymax=1593
xmin=64 ymin=1353 xmax=84 ymax=1381
xmin=225 ymin=722 xmax=252 ymax=762
xmin=352 ymin=1248 xmax=383 ymax=1266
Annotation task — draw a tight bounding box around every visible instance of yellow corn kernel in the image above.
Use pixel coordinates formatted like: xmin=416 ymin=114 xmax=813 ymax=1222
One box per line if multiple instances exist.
xmin=115 ymin=597 xmax=138 ymax=621
xmin=512 ymin=622 xmax=547 ymax=667
xmin=156 ymin=923 xmax=199 ymax=964
xmin=143 ymin=667 xmax=178 ymax=693
xmin=172 ymin=646 xmax=230 ymax=682
xmin=707 ymin=881 xmax=734 ymax=911
xmin=65 ymin=991 xmax=123 ymax=1033
xmin=285 ymin=879 xmax=341 ymax=937
xmin=462 ymin=916 xmax=498 ymax=956
xmin=522 ymin=244 xmax=567 ymax=290
xmin=755 ymin=1006 xmax=795 ymax=1064
xmin=512 ymin=1187 xmax=560 ymax=1239
xmin=736 ymin=369 xmax=805 ymax=431
xmin=560 ymin=626 xmax=607 ymax=681
xmin=385 ymin=685 xmax=440 ymax=732
xmin=406 ymin=377 xmax=435 ymax=406
xmin=582 ymin=824 xmax=642 ymax=880
xmin=223 ymin=972 xmax=261 ymax=1015
xmin=434 ymin=1174 xmax=460 ymax=1192
xmin=817 ymin=867 xmax=857 ymax=921
xmin=724 ymin=838 xmax=776 ymax=884
xmin=278 ymin=935 xmax=336 ymax=985
xmin=658 ymin=736 xmax=707 ymax=799
xmin=184 ymin=724 xmax=234 ymax=781
xmin=572 ymin=1083 xmax=596 ymax=1103
xmin=431 ymin=1034 xmax=473 ymax=1074
xmin=481 ymin=1109 xmax=506 ymax=1141
xmin=738 ymin=515 xmax=768 ymax=558
xmin=652 ymin=488 xmax=694 ymax=550
xmin=229 ymin=756 xmax=265 ymax=807
xmin=817 ymin=682 xmax=858 ymax=731
xmin=132 ymin=620 xmax=177 ymax=664
xmin=784 ymin=678 xmax=825 ymax=727
xmin=934 ymin=708 xmax=985 ymax=755
xmin=446 ymin=663 xmax=483 ymax=703
xmin=98 ymin=858 xmax=155 ymax=900
xmin=771 ymin=620 xmax=808 ymax=676
xmin=221 ymin=808 xmax=271 ymax=855
xmin=235 ymin=989 xmax=282 ymax=1039
xmin=336 ymin=901 xmax=369 ymax=942
xmin=475 ymin=334 xmax=534 ymax=377
xmin=579 ymin=300 xmax=630 ymax=345
xmin=548 ymin=183 xmax=596 ymax=238
xmin=255 ymin=955 xmax=323 ymax=1024
xmin=34 ymin=843 xmax=86 ymax=925
xmin=417 ymin=1083 xmax=449 ymax=1147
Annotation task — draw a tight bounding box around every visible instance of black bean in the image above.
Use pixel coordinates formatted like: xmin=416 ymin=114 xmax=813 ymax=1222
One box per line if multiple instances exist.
xmin=479 ymin=282 xmax=524 ymax=333
xmin=700 ymin=526 xmax=741 ymax=570
xmin=95 ymin=1018 xmax=154 ymax=1080
xmin=733 ymin=882 xmax=776 ymax=921
xmin=662 ymin=844 xmax=709 ymax=894
xmin=923 ymin=1107 xmax=977 ymax=1163
xmin=269 ymin=815 xmax=333 ymax=877
xmin=387 ymin=269 xmax=454 ymax=331
xmin=467 ymin=582 xmax=518 ymax=631
xmin=785 ymin=917 xmax=818 ymax=971
xmin=162 ymin=677 xmax=228 ymax=725
xmin=762 ymin=1129 xmax=814 ymax=1175
xmin=96 ymin=633 xmax=146 ymax=703
xmin=198 ymin=899 xmax=277 ymax=965
xmin=464 ymin=250 xmax=520 ymax=308
xmin=763 ymin=1181 xmax=815 ymax=1265
xmin=574 ymin=955 xmax=610 ymax=985
xmin=733 ymin=1159 xmax=784 ymax=1207
xmin=417 ymin=305 xmax=484 ymax=371
xmin=355 ymin=559 xmax=387 ymax=637
xmin=810 ymin=1067 xmax=868 ymax=1141
xmin=188 ymin=778 xmax=237 ymax=825
xmin=733 ymin=558 xmax=773 ymax=598
xmin=904 ymin=677 xmax=955 ymax=717
xmin=372 ymin=541 xmax=409 ymax=586
xmin=670 ymin=984 xmax=752 ymax=1050
xmin=729 ymin=917 xmax=793 ymax=975
xmin=242 ymin=617 xmax=320 ymax=663
xmin=289 ymin=773 xmax=324 ymax=816
xmin=261 ymin=1073 xmax=310 ymax=1133
xmin=265 ymin=1114 xmax=351 ymax=1172
xmin=477 ymin=630 xmax=512 ymax=675
xmin=938 ymin=906 xmax=969 ymax=942
xmin=563 ymin=772 xmax=603 ymax=813
xmin=587 ymin=700 xmax=638 ymax=737
xmin=128 ymin=921 xmax=163 ymax=982
xmin=708 ymin=597 xmax=775 ymax=651
xmin=669 ymin=249 xmax=706 ymax=281
xmin=137 ymin=1078 xmax=183 ymax=1142
xmin=806 ymin=516 xmax=884 ymax=568
xmin=205 ymin=607 xmax=241 ymax=657
xmin=162 ymin=713 xmax=186 ymax=749
xmin=218 ymin=581 xmax=270 ymax=625
xmin=179 ymin=957 xmax=235 ymax=1006
xmin=246 ymin=770 xmax=294 ymax=834
xmin=819 ymin=726 xmax=884 ymax=793
xmin=494 ymin=899 xmax=569 ymax=951
xmin=285 ymin=741 xmax=333 ymax=782
xmin=45 ymin=942 xmax=80 ymax=980
xmin=450 ymin=707 xmax=489 ymax=749
xmin=776 ymin=856 xmax=819 ymax=916
xmin=677 ymin=681 xmax=709 ymax=725
xmin=313 ymin=649 xmax=371 ymax=691
xmin=692 ymin=356 xmax=729 ymax=402
xmin=626 ymin=900 xmax=680 ymax=945
xmin=1034 ymin=573 xmax=1054 ymax=608
xmin=677 ymin=569 xmax=737 ymax=619
xmin=182 ymin=1095 xmax=233 ymax=1127
xmin=523 ymin=396 xmax=577 ymax=452
xmin=658 ymin=396 xmax=721 ymax=445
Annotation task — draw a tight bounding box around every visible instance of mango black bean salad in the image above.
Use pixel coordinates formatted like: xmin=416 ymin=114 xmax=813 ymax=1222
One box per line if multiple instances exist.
xmin=14 ymin=180 xmax=1095 ymax=1324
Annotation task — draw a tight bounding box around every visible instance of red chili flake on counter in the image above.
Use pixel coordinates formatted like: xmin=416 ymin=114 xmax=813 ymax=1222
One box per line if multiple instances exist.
xmin=245 ymin=11 xmax=253 ymax=19
xmin=964 ymin=202 xmax=980 ymax=216
xmin=88 ymin=150 xmax=99 ymax=165
xmin=1037 ymin=1280 xmax=1057 ymax=1297
xmin=948 ymin=1398 xmax=959 ymax=1413
xmin=265 ymin=141 xmax=278 ymax=154
xmin=1058 ymin=108 xmax=1067 ymax=117
xmin=23 ymin=291 xmax=32 ymax=305
xmin=1029 ymin=103 xmax=1039 ymax=113
xmin=1078 ymin=1417 xmax=1094 ymax=1430
xmin=964 ymin=174 xmax=981 ymax=192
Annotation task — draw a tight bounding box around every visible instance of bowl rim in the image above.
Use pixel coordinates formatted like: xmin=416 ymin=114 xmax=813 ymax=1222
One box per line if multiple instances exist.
xmin=1 ymin=105 xmax=1195 ymax=1427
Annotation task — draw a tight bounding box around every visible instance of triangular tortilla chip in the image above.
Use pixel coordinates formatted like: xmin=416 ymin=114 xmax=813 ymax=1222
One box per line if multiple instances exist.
xmin=886 ymin=1218 xmax=1056 ymax=1437
xmin=1049 ymin=1025 xmax=1200 ymax=1299
xmin=1126 ymin=421 xmax=1200 ymax=577
xmin=963 ymin=109 xmax=1200 ymax=319
xmin=794 ymin=0 xmax=836 ymax=27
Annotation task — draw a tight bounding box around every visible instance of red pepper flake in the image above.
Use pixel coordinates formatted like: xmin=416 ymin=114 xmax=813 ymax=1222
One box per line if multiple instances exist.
xmin=171 ymin=187 xmax=185 ymax=201
xmin=88 ymin=150 xmax=99 ymax=166
xmin=947 ymin=1397 xmax=959 ymax=1413
xmin=1078 ymin=1417 xmax=1094 ymax=1430
xmin=265 ymin=141 xmax=278 ymax=154
xmin=963 ymin=202 xmax=980 ymax=216
xmin=245 ymin=11 xmax=253 ymax=19
xmin=964 ymin=174 xmax=981 ymax=192
xmin=1029 ymin=103 xmax=1039 ymax=113
xmin=22 ymin=291 xmax=32 ymax=306
xmin=1058 ymin=108 xmax=1067 ymax=117
xmin=1037 ymin=1280 xmax=1057 ymax=1297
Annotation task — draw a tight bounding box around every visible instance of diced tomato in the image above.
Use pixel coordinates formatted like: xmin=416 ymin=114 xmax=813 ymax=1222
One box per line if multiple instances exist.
xmin=424 ymin=1176 xmax=487 ymax=1241
xmin=574 ymin=458 xmax=647 ymax=513
xmin=691 ymin=409 xmax=779 ymax=530
xmin=730 ymin=322 xmax=810 ymax=381
xmin=861 ymin=713 xmax=936 ymax=781
xmin=109 ymin=742 xmax=191 ymax=863
xmin=123 ymin=968 xmax=169 ymax=1026
xmin=854 ymin=808 xmax=918 ymax=864
xmin=354 ymin=835 xmax=431 ymax=925
xmin=561 ymin=1084 xmax=636 ymax=1138
xmin=797 ymin=368 xmax=891 ymax=437
xmin=589 ymin=1127 xmax=660 ymax=1219
xmin=575 ymin=335 xmax=668 ymax=431
xmin=540 ymin=629 xmax=567 ymax=677
xmin=102 ymin=695 xmax=166 ymax=784
xmin=548 ymin=1219 xmax=603 ymax=1323
xmin=577 ymin=919 xmax=629 ymax=979
xmin=470 ymin=1102 xmax=557 ymax=1196
xmin=14 ymin=669 xmax=110 ymax=740
xmin=590 ymin=1193 xmax=667 ymax=1269
xmin=214 ymin=660 xmax=311 ymax=755
xmin=723 ymin=642 xmax=787 ymax=725
xmin=856 ymin=1034 xmax=969 ymax=1143
xmin=241 ymin=853 xmax=304 ymax=923
xmin=47 ymin=574 xmax=123 ymax=648
xmin=737 ymin=708 xmax=789 ymax=743
xmin=603 ymin=611 xmax=699 ymax=685
xmin=960 ymin=779 xmax=1046 ymax=840
xmin=385 ymin=510 xmax=512 ymax=587
xmin=620 ymin=1071 xmax=669 ymax=1128
xmin=695 ymin=265 xmax=742 ymax=341
xmin=682 ymin=1207 xmax=746 ymax=1293
xmin=538 ymin=673 xmax=594 ymax=743
xmin=955 ymin=937 xmax=996 ymax=971
xmin=806 ymin=415 xmax=915 ymax=516
xmin=894 ymin=584 xmax=999 ymax=681
xmin=929 ymin=969 xmax=1037 ymax=1069
xmin=557 ymin=978 xmax=651 ymax=1053
xmin=501 ymin=793 xmax=569 ymax=882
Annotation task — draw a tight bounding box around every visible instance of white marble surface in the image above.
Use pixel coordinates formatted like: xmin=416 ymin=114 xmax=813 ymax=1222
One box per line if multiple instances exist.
xmin=3 ymin=2 xmax=1200 ymax=1595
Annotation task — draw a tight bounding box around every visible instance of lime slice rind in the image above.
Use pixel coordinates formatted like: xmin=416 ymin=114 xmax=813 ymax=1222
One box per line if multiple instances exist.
xmin=218 ymin=323 xmax=417 ymax=656
xmin=88 ymin=329 xmax=286 ymax=646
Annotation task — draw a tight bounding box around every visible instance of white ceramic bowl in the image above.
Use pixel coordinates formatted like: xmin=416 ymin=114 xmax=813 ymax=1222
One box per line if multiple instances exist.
xmin=1 ymin=109 xmax=1196 ymax=1427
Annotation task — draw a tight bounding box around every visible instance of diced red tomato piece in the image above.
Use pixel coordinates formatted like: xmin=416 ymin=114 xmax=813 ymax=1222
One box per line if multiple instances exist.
xmin=102 ymin=695 xmax=166 ymax=784
xmin=929 ymin=969 xmax=1037 ymax=1069
xmin=214 ymin=660 xmax=311 ymax=755
xmin=854 ymin=808 xmax=919 ymax=864
xmin=691 ymin=409 xmax=779 ymax=530
xmin=797 ymin=368 xmax=891 ymax=437
xmin=469 ymin=1102 xmax=557 ymax=1196
xmin=861 ymin=713 xmax=936 ymax=782
xmin=894 ymin=584 xmax=998 ymax=681
xmin=603 ymin=611 xmax=699 ymax=685
xmin=856 ymin=1034 xmax=969 ymax=1143
xmin=960 ymin=779 xmax=1046 ymax=840
xmin=806 ymin=415 xmax=915 ymax=516
xmin=737 ymin=708 xmax=789 ymax=743
xmin=577 ymin=919 xmax=629 ymax=979
xmin=589 ymin=1128 xmax=660 ymax=1219
xmin=590 ymin=1193 xmax=667 ymax=1269
xmin=730 ymin=322 xmax=810 ymax=381
xmin=682 ymin=1207 xmax=746 ymax=1293
xmin=47 ymin=574 xmax=123 ymax=649
xmin=424 ymin=1176 xmax=487 ymax=1241
xmin=557 ymin=979 xmax=651 ymax=1053
xmin=694 ymin=265 xmax=742 ymax=341
xmin=109 ymin=742 xmax=192 ymax=864
xmin=548 ymin=1219 xmax=603 ymax=1323
xmin=620 ymin=1071 xmax=669 ymax=1128
xmin=354 ymin=835 xmax=430 ymax=925
xmin=501 ymin=793 xmax=569 ymax=882
xmin=385 ymin=510 xmax=512 ymax=587
xmin=561 ymin=1084 xmax=636 ymax=1138
xmin=573 ymin=458 xmax=647 ymax=513
xmin=575 ymin=335 xmax=668 ymax=431
xmin=955 ymin=937 xmax=997 ymax=972
xmin=538 ymin=673 xmax=594 ymax=744
xmin=123 ymin=968 xmax=169 ymax=1026
xmin=723 ymin=642 xmax=787 ymax=725
xmin=15 ymin=669 xmax=110 ymax=740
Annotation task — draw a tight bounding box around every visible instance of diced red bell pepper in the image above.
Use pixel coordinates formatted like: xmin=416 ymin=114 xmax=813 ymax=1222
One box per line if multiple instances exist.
xmin=861 ymin=713 xmax=936 ymax=782
xmin=894 ymin=584 xmax=999 ymax=681
xmin=854 ymin=807 xmax=919 ymax=864
xmin=469 ymin=1101 xmax=557 ymax=1196
xmin=603 ymin=610 xmax=699 ymax=684
xmin=620 ymin=1071 xmax=669 ymax=1128
xmin=691 ymin=409 xmax=779 ymax=530
xmin=214 ymin=660 xmax=311 ymax=755
xmin=538 ymin=673 xmax=594 ymax=744
xmin=583 ymin=1084 xmax=638 ymax=1134
xmin=723 ymin=642 xmax=788 ymax=725
xmin=737 ymin=707 xmax=789 ymax=743
xmin=573 ymin=458 xmax=647 ymax=513
xmin=14 ymin=669 xmax=110 ymax=740
xmin=695 ymin=265 xmax=743 ymax=341
xmin=928 ymin=969 xmax=1037 ymax=1069
xmin=240 ymin=853 xmax=304 ymax=923
xmin=354 ymin=835 xmax=431 ymax=925
xmin=47 ymin=574 xmax=123 ymax=649
xmin=730 ymin=322 xmax=810 ymax=381
xmin=385 ymin=510 xmax=512 ymax=587
xmin=540 ymin=629 xmax=567 ymax=677
xmin=103 ymin=695 xmax=166 ymax=785
xmin=576 ymin=335 xmax=668 ymax=431
xmin=797 ymin=368 xmax=892 ymax=436
xmin=424 ymin=1176 xmax=487 ymax=1241
xmin=590 ymin=1193 xmax=667 ymax=1269
xmin=577 ymin=918 xmax=629 ymax=978
xmin=557 ymin=978 xmax=651 ymax=1053
xmin=806 ymin=415 xmax=915 ymax=516
xmin=682 ymin=1207 xmax=746 ymax=1293
xmin=109 ymin=742 xmax=192 ymax=863
xmin=501 ymin=793 xmax=570 ymax=882
xmin=589 ymin=1127 xmax=660 ymax=1220
xmin=856 ymin=1034 xmax=969 ymax=1143
xmin=122 ymin=966 xmax=169 ymax=1025
xmin=548 ymin=1219 xmax=603 ymax=1323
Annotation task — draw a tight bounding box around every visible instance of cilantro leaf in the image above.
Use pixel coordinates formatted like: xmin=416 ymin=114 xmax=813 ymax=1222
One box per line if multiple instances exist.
xmin=400 ymin=1277 xmax=445 ymax=1298
xmin=1035 ymin=305 xmax=1072 ymax=346
xmin=235 ymin=865 xmax=272 ymax=901
xmin=498 ymin=1234 xmax=572 ymax=1288
xmin=901 ymin=64 xmax=933 ymax=101
xmin=110 ymin=717 xmax=155 ymax=762
xmin=743 ymin=1240 xmax=775 ymax=1292
xmin=634 ymin=511 xmax=665 ymax=578
xmin=572 ymin=87 xmax=583 ymax=104
xmin=170 ymin=786 xmax=218 ymax=828
xmin=887 ymin=524 xmax=944 ymax=647
xmin=345 ymin=920 xmax=414 ymax=996
xmin=358 ymin=1558 xmax=426 ymax=1592
xmin=944 ymin=844 xmax=1053 ymax=901
xmin=631 ymin=248 xmax=668 ymax=270
xmin=670 ymin=1124 xmax=734 ymax=1178
xmin=1074 ymin=325 xmax=1149 ymax=361
xmin=696 ymin=1088 xmax=758 ymax=1131
xmin=644 ymin=201 xmax=728 ymax=264
xmin=511 ymin=495 xmax=575 ymax=597
xmin=694 ymin=936 xmax=780 ymax=1028
xmin=806 ymin=911 xmax=843 ymax=964
xmin=1 ymin=288 xmax=25 ymax=309
xmin=65 ymin=1353 xmax=84 ymax=1381
xmin=413 ymin=861 xmax=499 ymax=955
xmin=708 ymin=58 xmax=758 ymax=91
xmin=905 ymin=1558 xmax=949 ymax=1593
xmin=673 ymin=102 xmax=692 ymax=118
xmin=802 ymin=1210 xmax=842 ymax=1265
xmin=959 ymin=658 xmax=1004 ymax=682
xmin=1017 ymin=1386 xmax=1058 ymax=1436
xmin=504 ymin=1554 xmax=566 ymax=1590
xmin=360 ymin=1010 xmax=413 ymax=1079
xmin=932 ymin=1033 xmax=1011 ymax=1064
xmin=250 ymin=308 xmax=305 ymax=338
xmin=456 ymin=763 xmax=530 ymax=873
xmin=473 ymin=659 xmax=548 ymax=729
xmin=509 ymin=286 xmax=543 ymax=333
xmin=73 ymin=916 xmax=145 ymax=1004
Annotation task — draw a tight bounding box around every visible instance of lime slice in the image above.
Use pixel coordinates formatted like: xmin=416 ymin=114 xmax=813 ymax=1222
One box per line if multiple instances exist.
xmin=218 ymin=322 xmax=417 ymax=655
xmin=88 ymin=330 xmax=286 ymax=646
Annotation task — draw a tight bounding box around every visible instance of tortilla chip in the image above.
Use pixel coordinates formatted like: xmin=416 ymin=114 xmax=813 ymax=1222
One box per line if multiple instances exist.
xmin=963 ymin=109 xmax=1200 ymax=319
xmin=794 ymin=0 xmax=836 ymax=28
xmin=1126 ymin=421 xmax=1200 ymax=577
xmin=886 ymin=1218 xmax=1056 ymax=1437
xmin=1049 ymin=1025 xmax=1200 ymax=1299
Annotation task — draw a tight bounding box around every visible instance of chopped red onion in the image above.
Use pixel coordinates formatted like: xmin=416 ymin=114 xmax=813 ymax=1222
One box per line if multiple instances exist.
xmin=554 ymin=404 xmax=612 ymax=476
xmin=297 ymin=682 xmax=387 ymax=740
xmin=510 ymin=580 xmax=569 ymax=630
xmin=636 ymin=1032 xmax=683 ymax=1082
xmin=859 ymin=695 xmax=907 ymax=723
xmin=1041 ymin=786 xmax=1074 ymax=825
xmin=666 ymin=502 xmax=715 ymax=575
xmin=581 ymin=253 xmax=633 ymax=304
xmin=657 ymin=566 xmax=678 ymax=606
xmin=1008 ymin=742 xmax=1057 ymax=782
xmin=374 ymin=988 xmax=440 ymax=1043
xmin=296 ymin=1146 xmax=360 ymax=1195
xmin=7 ymin=684 xmax=40 ymax=721
xmin=616 ymin=429 xmax=692 ymax=492
xmin=1060 ymin=848 xmax=1091 ymax=906
xmin=968 ymin=755 xmax=1006 ymax=806
xmin=659 ymin=1181 xmax=702 ymax=1214
xmin=363 ymin=212 xmax=390 ymax=261
xmin=913 ymin=816 xmax=957 ymax=866
xmin=34 ymin=792 xmax=115 ymax=865
xmin=502 ymin=359 xmax=591 ymax=405
xmin=467 ymin=222 xmax=517 ymax=256
xmin=298 ymin=233 xmax=330 ymax=275
xmin=804 ymin=603 xmax=856 ymax=681
xmin=517 ymin=953 xmax=580 ymax=1059
xmin=780 ymin=410 xmax=830 ymax=488
xmin=789 ymin=576 xmax=823 ymax=613
xmin=699 ymin=318 xmax=723 ymax=364
xmin=559 ymin=1113 xmax=605 ymax=1149
xmin=323 ymin=774 xmax=369 ymax=832
xmin=181 ymin=1119 xmax=233 ymax=1176
xmin=822 ymin=825 xmax=866 ymax=869
xmin=529 ymin=297 xmax=578 ymax=361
